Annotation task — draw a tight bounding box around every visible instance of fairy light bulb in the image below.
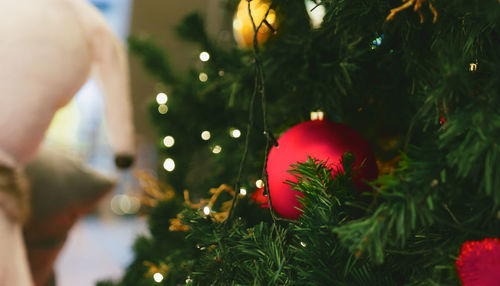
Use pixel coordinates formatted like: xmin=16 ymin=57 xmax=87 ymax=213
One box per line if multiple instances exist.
xmin=230 ymin=128 xmax=241 ymax=138
xmin=203 ymin=206 xmax=211 ymax=215
xmin=163 ymin=158 xmax=175 ymax=172
xmin=158 ymin=104 xmax=168 ymax=114
xmin=156 ymin=92 xmax=168 ymax=104
xmin=212 ymin=145 xmax=222 ymax=154
xmin=153 ymin=273 xmax=164 ymax=283
xmin=305 ymin=0 xmax=326 ymax=28
xmin=199 ymin=51 xmax=210 ymax=62
xmin=256 ymin=179 xmax=264 ymax=188
xmin=199 ymin=72 xmax=208 ymax=82
xmin=201 ymin=131 xmax=211 ymax=141
xmin=240 ymin=188 xmax=247 ymax=195
xmin=163 ymin=136 xmax=175 ymax=148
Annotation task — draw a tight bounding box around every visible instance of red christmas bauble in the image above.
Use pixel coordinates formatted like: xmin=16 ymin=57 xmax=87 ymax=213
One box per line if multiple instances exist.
xmin=266 ymin=119 xmax=378 ymax=220
xmin=456 ymin=238 xmax=500 ymax=286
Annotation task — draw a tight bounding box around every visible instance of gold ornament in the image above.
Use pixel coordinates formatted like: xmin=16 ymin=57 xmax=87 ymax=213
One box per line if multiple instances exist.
xmin=233 ymin=0 xmax=277 ymax=48
xmin=386 ymin=0 xmax=438 ymax=24
xmin=135 ymin=171 xmax=175 ymax=208
xmin=169 ymin=184 xmax=243 ymax=232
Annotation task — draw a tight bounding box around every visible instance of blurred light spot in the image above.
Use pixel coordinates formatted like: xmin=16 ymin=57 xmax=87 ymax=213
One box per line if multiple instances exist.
xmin=212 ymin=145 xmax=222 ymax=154
xmin=230 ymin=128 xmax=241 ymax=138
xmin=470 ymin=62 xmax=477 ymax=72
xmin=156 ymin=92 xmax=168 ymax=104
xmin=203 ymin=206 xmax=211 ymax=215
xmin=199 ymin=51 xmax=210 ymax=62
xmin=256 ymin=179 xmax=264 ymax=188
xmin=163 ymin=158 xmax=175 ymax=172
xmin=310 ymin=110 xmax=324 ymax=120
xmin=110 ymin=195 xmax=140 ymax=215
xmin=158 ymin=104 xmax=168 ymax=114
xmin=201 ymin=131 xmax=211 ymax=141
xmin=240 ymin=188 xmax=247 ymax=196
xmin=163 ymin=136 xmax=175 ymax=148
xmin=218 ymin=70 xmax=225 ymax=76
xmin=300 ymin=241 xmax=307 ymax=247
xmin=153 ymin=273 xmax=164 ymax=283
xmin=371 ymin=34 xmax=384 ymax=49
xmin=199 ymin=72 xmax=208 ymax=82
xmin=305 ymin=0 xmax=326 ymax=28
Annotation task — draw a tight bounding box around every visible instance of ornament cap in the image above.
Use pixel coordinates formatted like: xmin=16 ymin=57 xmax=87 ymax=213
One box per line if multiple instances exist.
xmin=310 ymin=110 xmax=324 ymax=121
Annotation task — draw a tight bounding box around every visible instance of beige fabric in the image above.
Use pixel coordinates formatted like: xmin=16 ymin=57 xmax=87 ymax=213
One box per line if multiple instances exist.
xmin=0 ymin=167 xmax=33 ymax=286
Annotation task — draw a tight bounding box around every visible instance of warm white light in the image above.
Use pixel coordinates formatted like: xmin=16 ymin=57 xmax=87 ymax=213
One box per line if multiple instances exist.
xmin=156 ymin=92 xmax=168 ymax=104
xmin=201 ymin=131 xmax=211 ymax=141
xmin=240 ymin=188 xmax=247 ymax=196
xmin=163 ymin=136 xmax=175 ymax=148
xmin=300 ymin=241 xmax=307 ymax=247
xmin=256 ymin=179 xmax=264 ymax=188
xmin=470 ymin=63 xmax=477 ymax=72
xmin=153 ymin=272 xmax=164 ymax=283
xmin=212 ymin=145 xmax=222 ymax=154
xmin=110 ymin=195 xmax=124 ymax=215
xmin=199 ymin=51 xmax=210 ymax=62
xmin=163 ymin=158 xmax=175 ymax=172
xmin=199 ymin=72 xmax=208 ymax=82
xmin=158 ymin=104 xmax=168 ymax=114
xmin=305 ymin=0 xmax=326 ymax=28
xmin=218 ymin=70 xmax=225 ymax=77
xmin=310 ymin=110 xmax=324 ymax=120
xmin=230 ymin=128 xmax=241 ymax=138
xmin=203 ymin=206 xmax=211 ymax=215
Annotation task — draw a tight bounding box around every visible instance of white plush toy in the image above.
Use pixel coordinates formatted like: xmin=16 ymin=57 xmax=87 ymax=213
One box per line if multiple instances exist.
xmin=0 ymin=0 xmax=135 ymax=285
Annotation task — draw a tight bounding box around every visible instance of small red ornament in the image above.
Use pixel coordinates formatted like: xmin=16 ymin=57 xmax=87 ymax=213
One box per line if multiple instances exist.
xmin=456 ymin=238 xmax=500 ymax=286
xmin=266 ymin=119 xmax=378 ymax=220
xmin=250 ymin=187 xmax=269 ymax=208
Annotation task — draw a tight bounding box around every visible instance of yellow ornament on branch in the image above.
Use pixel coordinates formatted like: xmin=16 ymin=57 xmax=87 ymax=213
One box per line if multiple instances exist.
xmin=386 ymin=0 xmax=438 ymax=23
xmin=233 ymin=0 xmax=278 ymax=48
xmin=169 ymin=184 xmax=244 ymax=232
xmin=135 ymin=171 xmax=175 ymax=208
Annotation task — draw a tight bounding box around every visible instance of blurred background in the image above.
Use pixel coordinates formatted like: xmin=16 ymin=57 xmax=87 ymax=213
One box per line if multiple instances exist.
xmin=45 ymin=1 xmax=228 ymax=285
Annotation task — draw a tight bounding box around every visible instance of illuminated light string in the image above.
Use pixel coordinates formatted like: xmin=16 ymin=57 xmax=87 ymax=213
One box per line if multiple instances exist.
xmin=110 ymin=194 xmax=140 ymax=215
xmin=156 ymin=92 xmax=168 ymax=104
xmin=163 ymin=158 xmax=175 ymax=172
xmin=163 ymin=136 xmax=175 ymax=148
xmin=230 ymin=128 xmax=242 ymax=138
xmin=158 ymin=104 xmax=168 ymax=114
xmin=310 ymin=110 xmax=324 ymax=120
xmin=240 ymin=188 xmax=247 ymax=195
xmin=153 ymin=272 xmax=164 ymax=283
xmin=212 ymin=145 xmax=222 ymax=154
xmin=256 ymin=179 xmax=264 ymax=188
xmin=199 ymin=51 xmax=210 ymax=62
xmin=201 ymin=131 xmax=211 ymax=141
xmin=199 ymin=72 xmax=208 ymax=82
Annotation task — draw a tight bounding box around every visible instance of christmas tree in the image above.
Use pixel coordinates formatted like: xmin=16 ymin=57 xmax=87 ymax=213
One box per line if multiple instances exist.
xmin=99 ymin=0 xmax=500 ymax=285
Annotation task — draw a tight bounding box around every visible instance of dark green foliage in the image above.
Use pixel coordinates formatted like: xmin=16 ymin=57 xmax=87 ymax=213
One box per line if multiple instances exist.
xmin=104 ymin=0 xmax=500 ymax=285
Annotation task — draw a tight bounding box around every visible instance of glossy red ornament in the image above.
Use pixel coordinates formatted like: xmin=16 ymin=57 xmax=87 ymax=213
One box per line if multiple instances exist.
xmin=266 ymin=119 xmax=378 ymax=220
xmin=456 ymin=238 xmax=500 ymax=286
xmin=250 ymin=187 xmax=269 ymax=209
